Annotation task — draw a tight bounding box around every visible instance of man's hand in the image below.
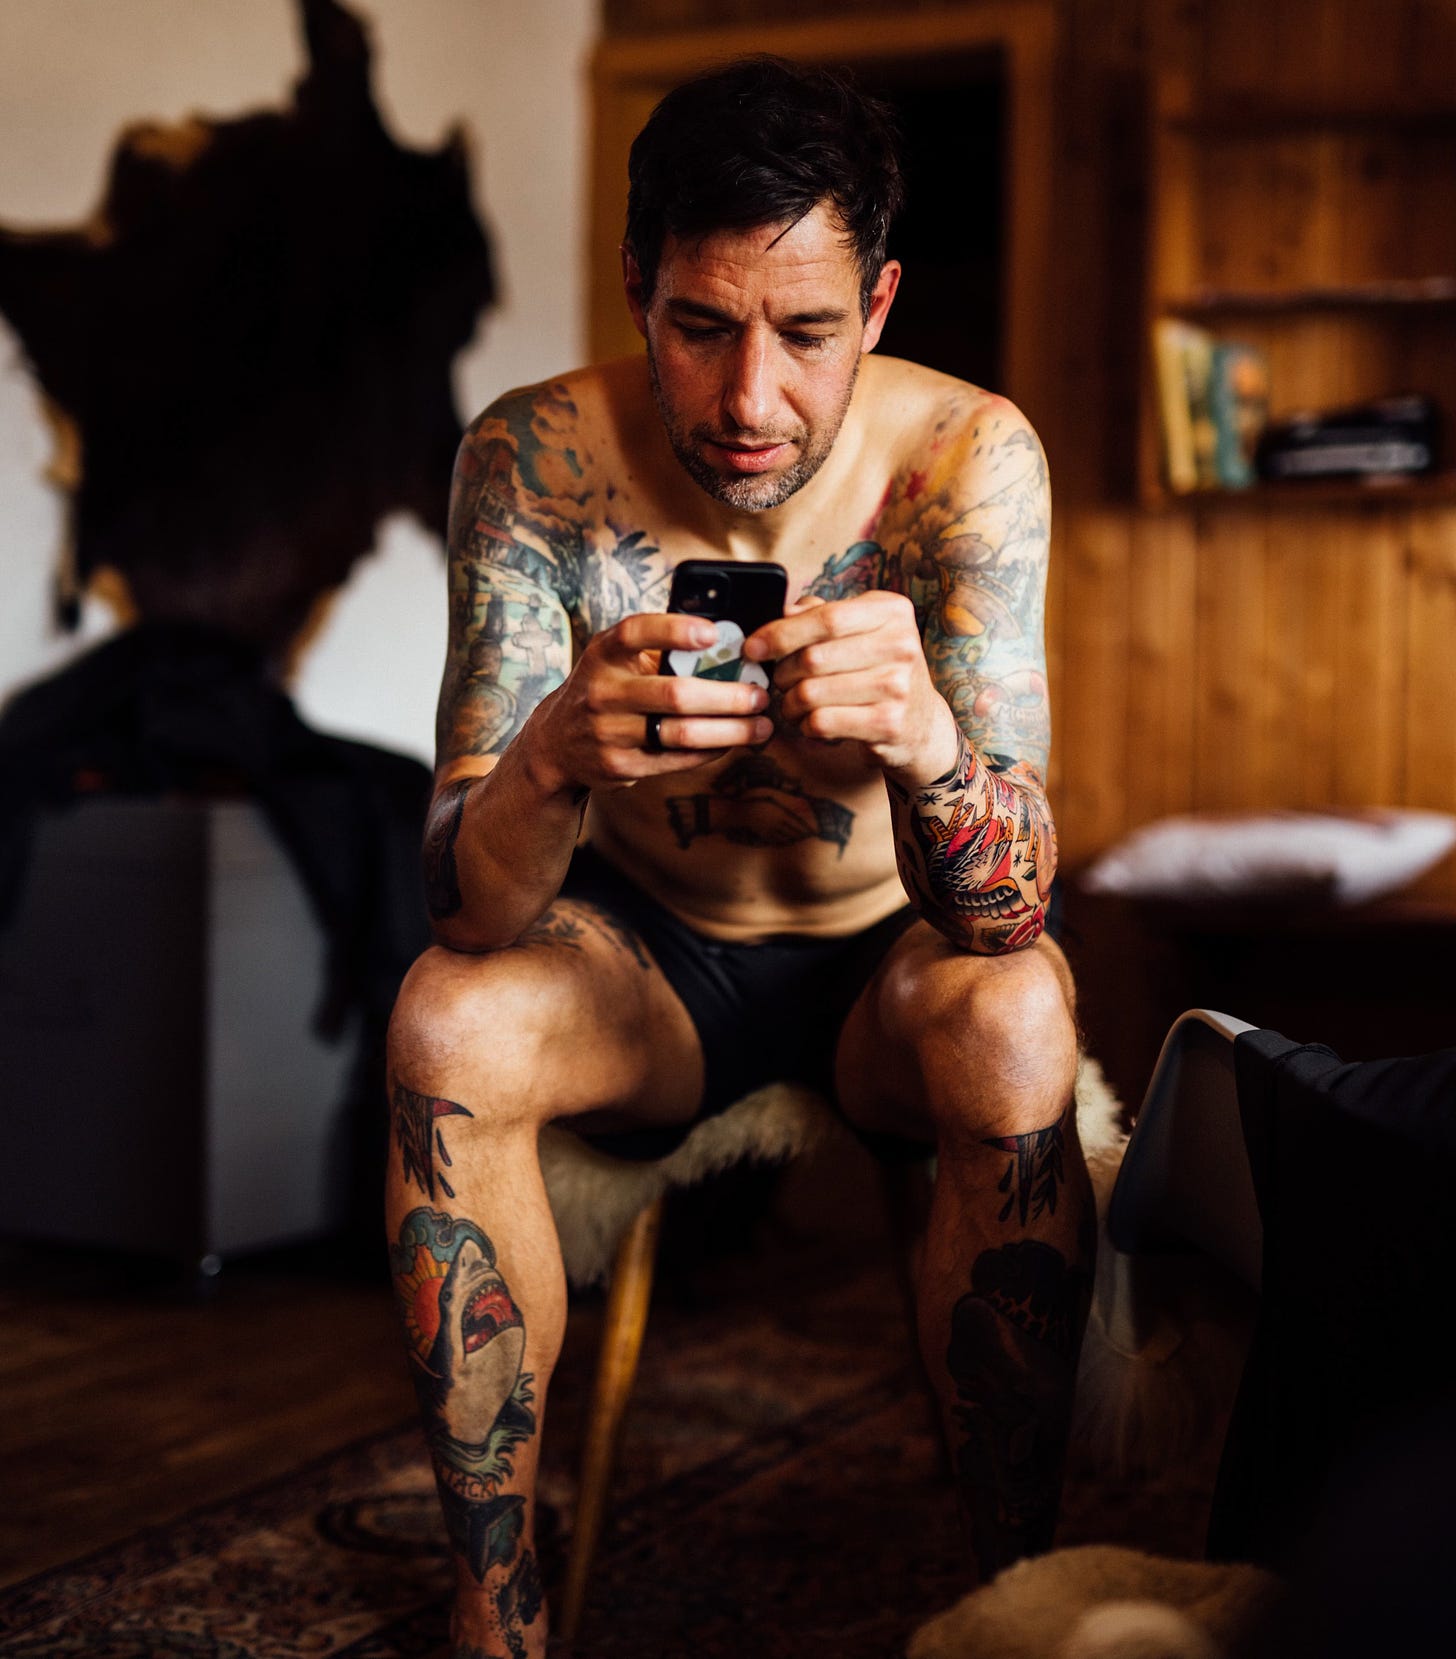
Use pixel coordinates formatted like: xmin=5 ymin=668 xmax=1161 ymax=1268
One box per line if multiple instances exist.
xmin=524 ymin=612 xmax=773 ymax=795
xmin=746 ymin=593 xmax=961 ymax=783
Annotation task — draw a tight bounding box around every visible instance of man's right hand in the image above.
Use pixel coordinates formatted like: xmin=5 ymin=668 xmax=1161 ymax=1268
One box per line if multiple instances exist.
xmin=523 ymin=612 xmax=773 ymax=796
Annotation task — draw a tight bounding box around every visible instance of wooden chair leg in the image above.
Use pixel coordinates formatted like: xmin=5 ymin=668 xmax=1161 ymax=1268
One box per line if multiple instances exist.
xmin=556 ymin=1195 xmax=663 ymax=1645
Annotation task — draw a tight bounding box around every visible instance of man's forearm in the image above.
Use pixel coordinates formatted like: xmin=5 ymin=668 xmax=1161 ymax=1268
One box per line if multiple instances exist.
xmin=424 ymin=715 xmax=586 ymax=953
xmin=886 ymin=731 xmax=1055 ymax=955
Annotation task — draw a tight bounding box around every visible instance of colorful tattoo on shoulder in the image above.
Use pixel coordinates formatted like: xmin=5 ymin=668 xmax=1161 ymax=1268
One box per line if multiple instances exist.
xmin=805 ymin=539 xmax=901 ymax=603
xmin=983 ymin=1113 xmax=1067 ymax=1226
xmin=392 ymin=1207 xmax=539 ymax=1609
xmin=439 ymin=384 xmax=671 ymax=770
xmin=438 ymin=386 xmax=591 ymax=767
xmin=665 ymin=751 xmax=854 ymax=854
xmin=393 ymin=1081 xmax=474 ymax=1201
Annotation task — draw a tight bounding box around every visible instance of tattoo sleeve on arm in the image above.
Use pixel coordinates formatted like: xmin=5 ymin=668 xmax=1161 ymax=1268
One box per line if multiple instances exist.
xmin=889 ymin=410 xmax=1057 ymax=953
xmin=435 ymin=388 xmax=585 ymax=771
xmin=424 ymin=777 xmax=474 ymax=921
xmin=889 ymin=737 xmax=1055 ymax=954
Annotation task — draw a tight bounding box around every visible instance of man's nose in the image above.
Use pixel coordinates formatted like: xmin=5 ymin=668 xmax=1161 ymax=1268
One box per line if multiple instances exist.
xmin=721 ymin=334 xmax=776 ymax=434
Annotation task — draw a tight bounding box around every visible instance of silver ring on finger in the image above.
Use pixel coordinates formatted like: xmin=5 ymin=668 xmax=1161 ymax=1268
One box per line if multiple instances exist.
xmin=644 ymin=712 xmax=666 ymax=753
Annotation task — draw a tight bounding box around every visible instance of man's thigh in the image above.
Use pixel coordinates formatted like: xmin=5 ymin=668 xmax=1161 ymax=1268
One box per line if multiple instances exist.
xmin=390 ymin=895 xmax=706 ymax=1134
xmin=832 ymin=921 xmax=1078 ymax=1143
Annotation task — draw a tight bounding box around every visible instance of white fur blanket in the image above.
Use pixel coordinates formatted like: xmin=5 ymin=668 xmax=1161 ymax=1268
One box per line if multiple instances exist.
xmin=540 ymin=1056 xmax=1127 ymax=1289
xmin=908 ymin=1544 xmax=1280 ymax=1659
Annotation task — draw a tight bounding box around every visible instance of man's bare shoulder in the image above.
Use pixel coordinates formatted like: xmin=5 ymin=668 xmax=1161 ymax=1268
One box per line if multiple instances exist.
xmin=456 ymin=360 xmax=654 ymax=516
xmin=861 ymin=355 xmax=1041 ymax=481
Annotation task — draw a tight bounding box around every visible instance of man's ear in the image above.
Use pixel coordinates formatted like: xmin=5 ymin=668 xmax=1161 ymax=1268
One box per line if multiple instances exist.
xmin=621 ymin=246 xmax=649 ymax=340
xmin=859 ymin=260 xmax=902 ymax=355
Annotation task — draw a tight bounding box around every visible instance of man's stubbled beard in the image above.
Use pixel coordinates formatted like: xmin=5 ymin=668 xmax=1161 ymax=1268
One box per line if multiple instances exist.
xmin=646 ymin=336 xmax=859 ymax=512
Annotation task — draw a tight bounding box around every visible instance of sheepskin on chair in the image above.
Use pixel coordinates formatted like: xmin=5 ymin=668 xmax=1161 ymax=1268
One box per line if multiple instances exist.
xmin=539 ymin=1056 xmax=1127 ymax=1289
xmin=908 ymin=1544 xmax=1281 ymax=1659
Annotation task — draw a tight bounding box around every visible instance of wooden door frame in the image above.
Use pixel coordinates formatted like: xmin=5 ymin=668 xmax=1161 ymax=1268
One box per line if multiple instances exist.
xmin=587 ymin=4 xmax=1058 ymax=421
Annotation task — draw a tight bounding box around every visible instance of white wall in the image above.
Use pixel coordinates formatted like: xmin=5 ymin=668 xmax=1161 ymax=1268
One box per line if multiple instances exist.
xmin=0 ymin=0 xmax=597 ymax=764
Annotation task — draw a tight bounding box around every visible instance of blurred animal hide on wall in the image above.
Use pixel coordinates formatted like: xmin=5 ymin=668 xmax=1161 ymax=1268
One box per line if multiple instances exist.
xmin=0 ymin=0 xmax=495 ymax=659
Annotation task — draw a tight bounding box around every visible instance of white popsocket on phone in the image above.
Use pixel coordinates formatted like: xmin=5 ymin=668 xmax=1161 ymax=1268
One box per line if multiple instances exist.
xmin=667 ymin=619 xmax=770 ymax=689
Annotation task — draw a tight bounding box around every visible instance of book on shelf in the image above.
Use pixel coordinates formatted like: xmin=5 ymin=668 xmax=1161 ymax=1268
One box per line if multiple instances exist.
xmin=1152 ymin=319 xmax=1269 ymax=493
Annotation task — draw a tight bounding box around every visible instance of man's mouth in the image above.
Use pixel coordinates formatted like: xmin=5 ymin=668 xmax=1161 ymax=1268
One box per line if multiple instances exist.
xmin=703 ymin=438 xmax=793 ymax=474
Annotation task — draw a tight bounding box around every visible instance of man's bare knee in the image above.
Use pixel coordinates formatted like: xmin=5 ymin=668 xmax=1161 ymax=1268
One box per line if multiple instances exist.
xmin=887 ymin=942 xmax=1078 ymax=1143
xmin=388 ymin=944 xmax=576 ymax=1132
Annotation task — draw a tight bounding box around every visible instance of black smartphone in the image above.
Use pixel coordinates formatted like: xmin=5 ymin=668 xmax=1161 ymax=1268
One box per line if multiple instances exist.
xmin=661 ymin=559 xmax=788 ymax=688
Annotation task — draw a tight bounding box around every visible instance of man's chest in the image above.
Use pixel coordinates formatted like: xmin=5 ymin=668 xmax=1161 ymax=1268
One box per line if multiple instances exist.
xmin=564 ymin=497 xmax=918 ymax=643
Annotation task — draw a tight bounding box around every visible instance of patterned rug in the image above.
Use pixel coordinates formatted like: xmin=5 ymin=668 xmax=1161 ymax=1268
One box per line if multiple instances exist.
xmin=0 ymin=1254 xmax=1225 ymax=1658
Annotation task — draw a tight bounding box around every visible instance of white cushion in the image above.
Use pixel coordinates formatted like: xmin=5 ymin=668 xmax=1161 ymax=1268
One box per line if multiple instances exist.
xmin=1081 ymin=810 xmax=1456 ymax=907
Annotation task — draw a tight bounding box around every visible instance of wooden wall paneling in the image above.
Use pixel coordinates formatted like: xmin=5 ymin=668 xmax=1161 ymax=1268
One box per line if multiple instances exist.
xmin=1340 ymin=0 xmax=1413 ymax=105
xmin=1400 ymin=504 xmax=1456 ymax=895
xmin=1043 ymin=513 xmax=1068 ymax=814
xmin=1055 ymin=509 xmax=1132 ymax=865
xmin=1408 ymin=0 xmax=1456 ymax=102
xmin=1408 ymin=125 xmax=1456 ymax=279
xmin=1262 ymin=509 xmax=1340 ymax=807
xmin=586 ymin=82 xmax=662 ymax=362
xmin=1330 ymin=508 xmax=1406 ymax=807
xmin=1123 ymin=509 xmax=1197 ymax=822
xmin=1191 ymin=505 xmax=1274 ymax=811
xmin=1199 ymin=0 xmax=1275 ymax=105
xmin=1272 ymin=0 xmax=1348 ymax=104
xmin=1337 ymin=130 xmax=1410 ymax=286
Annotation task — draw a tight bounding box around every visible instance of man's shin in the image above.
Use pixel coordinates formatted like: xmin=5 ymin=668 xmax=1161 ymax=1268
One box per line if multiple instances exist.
xmin=921 ymin=1098 xmax=1096 ymax=1584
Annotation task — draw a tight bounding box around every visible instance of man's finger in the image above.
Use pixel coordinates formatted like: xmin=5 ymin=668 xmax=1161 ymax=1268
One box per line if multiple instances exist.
xmin=656 ymin=715 xmax=774 ymax=751
xmin=604 ymin=611 xmax=718 ymax=658
xmin=593 ymin=711 xmax=773 ymax=752
xmin=745 ymin=592 xmax=892 ymax=662
xmin=601 ymin=675 xmax=769 ymax=718
xmin=771 ymin=632 xmax=891 ymax=691
xmin=779 ymin=667 xmax=900 ymax=717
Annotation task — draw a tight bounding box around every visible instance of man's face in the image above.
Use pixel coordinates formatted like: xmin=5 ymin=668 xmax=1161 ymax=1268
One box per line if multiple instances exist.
xmin=627 ymin=201 xmax=899 ymax=511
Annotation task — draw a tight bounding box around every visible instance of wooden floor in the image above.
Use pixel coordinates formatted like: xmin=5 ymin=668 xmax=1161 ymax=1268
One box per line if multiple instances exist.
xmin=0 ymin=1159 xmax=831 ymax=1594
xmin=0 ymin=1238 xmax=420 ymax=1589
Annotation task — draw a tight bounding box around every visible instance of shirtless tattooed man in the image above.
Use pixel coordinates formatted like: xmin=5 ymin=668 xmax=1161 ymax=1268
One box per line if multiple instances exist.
xmin=387 ymin=57 xmax=1092 ymax=1658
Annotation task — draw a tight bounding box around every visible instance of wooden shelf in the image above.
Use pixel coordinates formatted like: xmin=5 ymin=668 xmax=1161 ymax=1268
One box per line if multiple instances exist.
xmin=1158 ymin=279 xmax=1456 ymax=318
xmin=1168 ymin=103 xmax=1456 ymax=138
xmin=1140 ymin=74 xmax=1456 ymax=510
xmin=1144 ymin=471 xmax=1456 ymax=510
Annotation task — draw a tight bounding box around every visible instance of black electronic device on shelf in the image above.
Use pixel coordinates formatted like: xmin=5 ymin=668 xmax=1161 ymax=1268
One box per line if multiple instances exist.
xmin=1256 ymin=394 xmax=1440 ymax=483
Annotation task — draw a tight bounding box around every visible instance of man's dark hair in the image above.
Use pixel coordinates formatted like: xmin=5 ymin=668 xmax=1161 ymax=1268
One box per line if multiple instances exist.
xmin=625 ymin=56 xmax=905 ymax=320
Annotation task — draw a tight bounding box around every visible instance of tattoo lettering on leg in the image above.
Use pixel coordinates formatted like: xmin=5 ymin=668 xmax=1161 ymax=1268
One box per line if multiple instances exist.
xmin=666 ymin=751 xmax=854 ymax=853
xmin=392 ymin=1208 xmax=537 ymax=1583
xmin=983 ymin=1115 xmax=1066 ymax=1227
xmin=425 ymin=778 xmax=473 ymax=920
xmin=392 ymin=1082 xmax=474 ymax=1202
xmin=946 ymin=1238 xmax=1090 ymax=1578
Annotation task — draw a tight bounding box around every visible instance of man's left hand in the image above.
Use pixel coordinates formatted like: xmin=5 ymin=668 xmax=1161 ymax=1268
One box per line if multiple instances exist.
xmin=744 ymin=592 xmax=961 ymax=782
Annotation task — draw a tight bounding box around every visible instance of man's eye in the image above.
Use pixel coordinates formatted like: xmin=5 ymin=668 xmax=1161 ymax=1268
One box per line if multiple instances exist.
xmin=786 ymin=333 xmax=830 ymax=351
xmin=678 ymin=323 xmax=727 ymax=341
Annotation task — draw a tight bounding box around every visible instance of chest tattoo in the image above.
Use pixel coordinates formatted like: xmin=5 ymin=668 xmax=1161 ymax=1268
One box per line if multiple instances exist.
xmin=664 ymin=751 xmax=854 ymax=855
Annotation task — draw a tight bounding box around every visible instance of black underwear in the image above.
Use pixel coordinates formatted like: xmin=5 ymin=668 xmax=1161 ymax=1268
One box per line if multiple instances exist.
xmin=559 ymin=843 xmax=919 ymax=1160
